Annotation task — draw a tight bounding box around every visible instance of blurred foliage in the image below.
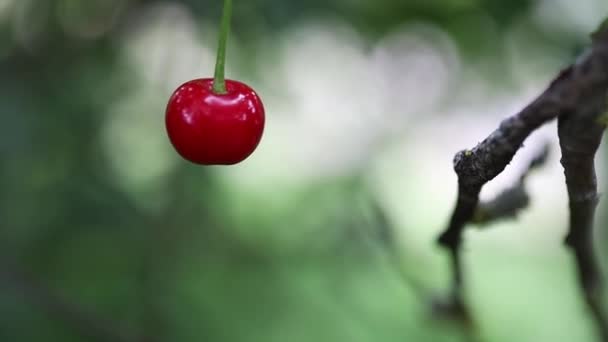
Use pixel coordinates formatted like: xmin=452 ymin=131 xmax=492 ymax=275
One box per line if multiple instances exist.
xmin=0 ymin=0 xmax=607 ymax=341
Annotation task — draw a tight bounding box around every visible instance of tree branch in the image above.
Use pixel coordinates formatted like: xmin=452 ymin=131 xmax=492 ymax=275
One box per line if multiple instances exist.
xmin=559 ymin=107 xmax=608 ymax=341
xmin=433 ymin=143 xmax=550 ymax=327
xmin=436 ymin=22 xmax=608 ymax=340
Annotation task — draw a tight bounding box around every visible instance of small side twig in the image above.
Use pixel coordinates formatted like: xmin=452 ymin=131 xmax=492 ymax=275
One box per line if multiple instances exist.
xmin=472 ymin=143 xmax=550 ymax=225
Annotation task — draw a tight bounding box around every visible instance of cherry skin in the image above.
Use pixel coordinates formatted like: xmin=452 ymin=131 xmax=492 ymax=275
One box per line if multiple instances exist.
xmin=165 ymin=78 xmax=265 ymax=165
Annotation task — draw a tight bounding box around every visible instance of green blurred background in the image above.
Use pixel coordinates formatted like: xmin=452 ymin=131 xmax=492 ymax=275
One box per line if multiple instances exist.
xmin=1 ymin=0 xmax=608 ymax=341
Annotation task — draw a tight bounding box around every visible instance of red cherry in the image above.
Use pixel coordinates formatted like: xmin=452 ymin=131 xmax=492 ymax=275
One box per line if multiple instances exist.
xmin=165 ymin=78 xmax=265 ymax=165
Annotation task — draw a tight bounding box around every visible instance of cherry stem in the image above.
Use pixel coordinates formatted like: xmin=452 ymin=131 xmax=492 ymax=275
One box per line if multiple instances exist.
xmin=212 ymin=0 xmax=232 ymax=94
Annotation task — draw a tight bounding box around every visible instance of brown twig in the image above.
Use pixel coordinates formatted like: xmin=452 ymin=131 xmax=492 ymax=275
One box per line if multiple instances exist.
xmin=432 ymin=144 xmax=550 ymax=334
xmin=436 ymin=22 xmax=608 ymax=341
xmin=472 ymin=143 xmax=550 ymax=225
xmin=559 ymin=108 xmax=608 ymax=341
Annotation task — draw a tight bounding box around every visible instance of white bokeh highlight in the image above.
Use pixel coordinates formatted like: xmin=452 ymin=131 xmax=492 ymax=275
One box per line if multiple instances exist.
xmin=120 ymin=2 xmax=215 ymax=94
xmin=225 ymin=20 xmax=460 ymax=189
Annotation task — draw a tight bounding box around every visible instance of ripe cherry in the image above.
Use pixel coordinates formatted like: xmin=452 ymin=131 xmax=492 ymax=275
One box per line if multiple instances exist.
xmin=164 ymin=0 xmax=265 ymax=165
xmin=165 ymin=78 xmax=265 ymax=165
